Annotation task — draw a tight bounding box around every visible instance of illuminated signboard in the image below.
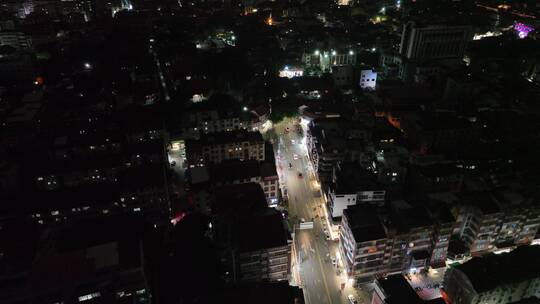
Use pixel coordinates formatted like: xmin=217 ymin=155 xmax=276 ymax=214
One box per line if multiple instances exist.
xmin=514 ymin=23 xmax=534 ymax=39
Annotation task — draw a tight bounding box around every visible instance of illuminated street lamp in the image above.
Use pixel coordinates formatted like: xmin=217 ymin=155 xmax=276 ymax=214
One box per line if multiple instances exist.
xmin=314 ymin=50 xmax=320 ymax=55
xmin=243 ymin=106 xmax=248 ymax=111
xmin=83 ymin=62 xmax=92 ymax=70
xmin=349 ymin=50 xmax=354 ymax=55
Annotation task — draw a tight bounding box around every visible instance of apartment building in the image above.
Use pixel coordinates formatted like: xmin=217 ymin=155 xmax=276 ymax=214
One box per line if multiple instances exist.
xmin=186 ymin=130 xmax=266 ymax=166
xmin=306 ymin=118 xmax=372 ymax=180
xmin=399 ymin=22 xmax=472 ymax=61
xmin=444 ymin=245 xmax=540 ymax=304
xmin=211 ymin=184 xmax=291 ymax=283
xmin=208 ymin=159 xmax=279 ymax=206
xmin=237 ymin=210 xmax=292 ymax=282
xmin=452 ymin=192 xmax=540 ymax=255
xmin=325 ymin=162 xmax=385 ymax=224
xmin=340 ymin=202 xmax=454 ymax=283
xmin=0 ymin=31 xmax=31 ymax=49
xmin=0 ymin=216 xmax=151 ymax=304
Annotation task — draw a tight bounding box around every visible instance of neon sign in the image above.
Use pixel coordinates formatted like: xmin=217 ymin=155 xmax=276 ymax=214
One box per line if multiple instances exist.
xmin=514 ymin=23 xmax=534 ymax=39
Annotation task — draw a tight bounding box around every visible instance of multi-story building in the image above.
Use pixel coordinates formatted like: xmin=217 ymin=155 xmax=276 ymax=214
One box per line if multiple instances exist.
xmin=186 ymin=130 xmax=266 ymax=166
xmin=302 ymin=49 xmax=357 ymax=72
xmin=0 ymin=31 xmax=31 ymax=49
xmin=452 ymin=192 xmax=540 ymax=256
xmin=211 ymin=184 xmax=291 ymax=283
xmin=360 ymin=68 xmax=378 ymax=90
xmin=399 ymin=22 xmax=472 ymax=61
xmin=372 ymin=274 xmax=426 ymax=304
xmin=340 ymin=201 xmax=454 ymax=284
xmin=0 ymin=216 xmax=151 ymax=304
xmin=325 ymin=162 xmax=385 ymax=230
xmin=208 ymin=159 xmax=279 ymax=206
xmin=236 ymin=209 xmax=292 ymax=282
xmin=385 ymin=22 xmax=472 ymax=82
xmin=444 ymin=245 xmax=540 ymax=304
xmin=306 ymin=118 xmax=372 ymax=180
xmin=1 ymin=104 xmax=170 ymax=226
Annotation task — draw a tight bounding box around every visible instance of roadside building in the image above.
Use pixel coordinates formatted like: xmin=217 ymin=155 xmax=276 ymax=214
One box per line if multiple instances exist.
xmin=186 ymin=130 xmax=266 ymax=166
xmin=444 ymin=245 xmax=540 ymax=304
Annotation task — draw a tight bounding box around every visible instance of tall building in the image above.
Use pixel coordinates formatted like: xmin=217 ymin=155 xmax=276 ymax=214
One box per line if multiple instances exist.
xmin=211 ymin=184 xmax=291 ymax=283
xmin=444 ymin=245 xmax=540 ymax=304
xmin=452 ymin=192 xmax=540 ymax=255
xmin=0 ymin=31 xmax=31 ymax=49
xmin=340 ymin=202 xmax=454 ymax=283
xmin=399 ymin=22 xmax=472 ymax=61
xmin=185 ymin=130 xmax=266 ymax=166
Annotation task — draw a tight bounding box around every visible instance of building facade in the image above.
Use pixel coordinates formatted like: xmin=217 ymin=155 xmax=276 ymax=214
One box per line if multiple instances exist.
xmin=444 ymin=245 xmax=540 ymax=304
xmin=340 ymin=203 xmax=453 ymax=283
xmin=186 ymin=130 xmax=266 ymax=166
xmin=399 ymin=22 xmax=472 ymax=61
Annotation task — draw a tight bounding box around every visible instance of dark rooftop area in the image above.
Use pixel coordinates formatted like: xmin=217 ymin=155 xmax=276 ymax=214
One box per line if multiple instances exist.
xmin=455 ymin=245 xmax=540 ymax=293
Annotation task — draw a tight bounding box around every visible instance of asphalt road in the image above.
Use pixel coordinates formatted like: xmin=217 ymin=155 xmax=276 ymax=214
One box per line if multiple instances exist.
xmin=274 ymin=119 xmax=351 ymax=304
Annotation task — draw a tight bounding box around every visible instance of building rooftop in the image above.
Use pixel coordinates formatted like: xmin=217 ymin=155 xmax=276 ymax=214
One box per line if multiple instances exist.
xmin=212 ymin=183 xmax=268 ymax=216
xmin=455 ymin=245 xmax=540 ymax=293
xmin=343 ymin=205 xmax=386 ymax=243
xmin=377 ymin=274 xmax=423 ymax=304
xmin=333 ymin=162 xmax=382 ymax=194
xmin=210 ymin=160 xmax=261 ymax=183
xmin=459 ymin=192 xmax=501 ymax=215
xmin=237 ymin=209 xmax=289 ymax=252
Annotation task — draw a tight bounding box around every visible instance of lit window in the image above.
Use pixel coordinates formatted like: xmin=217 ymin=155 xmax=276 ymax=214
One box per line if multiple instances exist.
xmin=78 ymin=292 xmax=101 ymax=302
xmin=133 ymin=207 xmax=141 ymax=212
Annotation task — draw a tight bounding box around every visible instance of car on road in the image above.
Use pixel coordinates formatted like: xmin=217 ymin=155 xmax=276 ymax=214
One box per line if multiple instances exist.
xmin=291 ymin=139 xmax=295 ymax=144
xmin=298 ymin=172 xmax=303 ymax=179
xmin=331 ymin=257 xmax=336 ymax=266
xmin=347 ymin=294 xmax=358 ymax=304
xmin=293 ymin=154 xmax=299 ymax=160
xmin=326 ymin=234 xmax=331 ymax=240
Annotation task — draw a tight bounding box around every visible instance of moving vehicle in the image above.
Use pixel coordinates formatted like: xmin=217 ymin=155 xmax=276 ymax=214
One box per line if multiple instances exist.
xmin=293 ymin=154 xmax=299 ymax=160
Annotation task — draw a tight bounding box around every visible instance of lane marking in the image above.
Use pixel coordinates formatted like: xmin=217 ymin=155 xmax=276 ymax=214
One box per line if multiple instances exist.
xmin=314 ymin=230 xmax=333 ymax=304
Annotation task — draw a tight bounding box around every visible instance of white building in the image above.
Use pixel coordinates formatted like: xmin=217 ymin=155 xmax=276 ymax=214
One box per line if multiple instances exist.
xmin=359 ymin=68 xmax=377 ymax=90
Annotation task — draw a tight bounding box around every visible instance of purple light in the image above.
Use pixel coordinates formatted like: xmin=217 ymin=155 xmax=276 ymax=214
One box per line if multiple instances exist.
xmin=514 ymin=23 xmax=534 ymax=39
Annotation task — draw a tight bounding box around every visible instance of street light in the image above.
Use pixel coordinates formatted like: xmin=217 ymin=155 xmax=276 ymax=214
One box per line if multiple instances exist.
xmin=83 ymin=62 xmax=92 ymax=70
xmin=314 ymin=50 xmax=320 ymax=55
xmin=349 ymin=50 xmax=354 ymax=55
xmin=331 ymin=50 xmax=336 ymax=56
xmin=243 ymin=106 xmax=248 ymax=111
